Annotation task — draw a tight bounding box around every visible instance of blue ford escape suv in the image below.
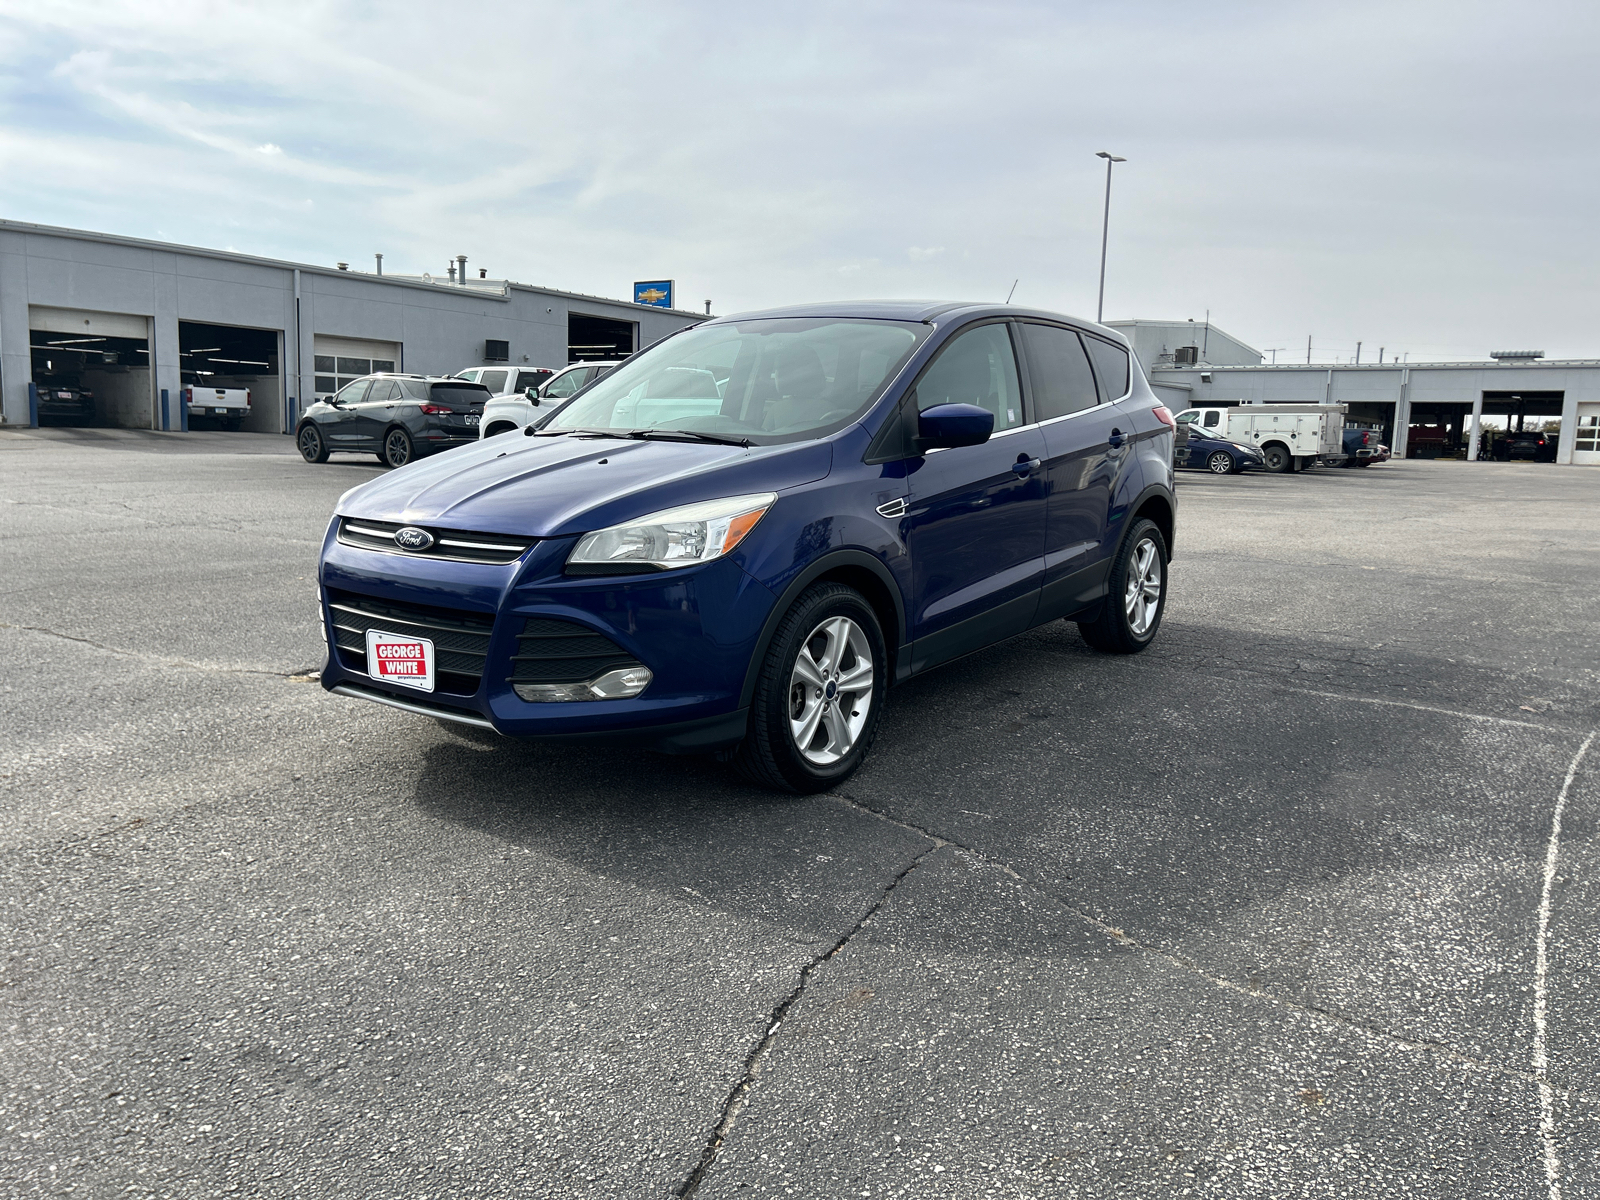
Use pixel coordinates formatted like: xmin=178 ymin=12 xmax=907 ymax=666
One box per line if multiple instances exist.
xmin=318 ymin=301 xmax=1177 ymax=792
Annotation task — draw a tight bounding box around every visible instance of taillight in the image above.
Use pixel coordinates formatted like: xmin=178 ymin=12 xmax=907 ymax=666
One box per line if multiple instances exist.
xmin=1361 ymin=432 xmax=1370 ymax=445
xmin=420 ymin=404 xmax=452 ymax=415
xmin=1152 ymin=406 xmax=1175 ymax=428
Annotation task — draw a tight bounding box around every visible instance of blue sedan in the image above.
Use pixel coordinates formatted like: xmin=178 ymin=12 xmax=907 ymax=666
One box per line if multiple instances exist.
xmin=1177 ymin=427 xmax=1265 ymax=474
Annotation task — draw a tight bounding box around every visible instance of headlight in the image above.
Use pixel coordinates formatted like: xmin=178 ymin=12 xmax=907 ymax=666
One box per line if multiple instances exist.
xmin=567 ymin=493 xmax=777 ymax=573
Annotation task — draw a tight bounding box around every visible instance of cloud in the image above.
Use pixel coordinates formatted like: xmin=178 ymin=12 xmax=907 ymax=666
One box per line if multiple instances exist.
xmin=0 ymin=0 xmax=1597 ymax=355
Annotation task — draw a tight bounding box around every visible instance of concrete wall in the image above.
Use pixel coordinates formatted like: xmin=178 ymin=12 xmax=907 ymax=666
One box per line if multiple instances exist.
xmin=1149 ymin=361 xmax=1600 ymax=464
xmin=80 ymin=367 xmax=152 ymax=429
xmin=0 ymin=221 xmax=703 ymax=432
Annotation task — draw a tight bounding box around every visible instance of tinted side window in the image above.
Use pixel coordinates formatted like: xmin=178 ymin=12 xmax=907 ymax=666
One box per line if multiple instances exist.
xmin=1085 ymin=336 xmax=1131 ymax=401
xmin=480 ymin=369 xmax=509 ymax=394
xmin=1021 ymin=324 xmax=1098 ymax=421
xmin=333 ymin=379 xmax=371 ymax=405
xmin=1202 ymin=410 xmax=1220 ymax=428
xmin=367 ymin=380 xmax=399 ymax=404
xmin=400 ymin=379 xmax=430 ymax=400
xmin=916 ymin=324 xmax=1022 ymax=431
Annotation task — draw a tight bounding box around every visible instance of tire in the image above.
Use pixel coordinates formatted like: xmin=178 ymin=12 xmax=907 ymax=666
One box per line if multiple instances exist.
xmin=1206 ymin=451 xmax=1235 ymax=475
xmin=1262 ymin=443 xmax=1293 ymax=473
xmin=733 ymin=583 xmax=888 ymax=794
xmin=1077 ymin=518 xmax=1168 ymax=655
xmin=297 ymin=423 xmax=329 ymax=463
xmin=383 ymin=426 xmax=415 ymax=468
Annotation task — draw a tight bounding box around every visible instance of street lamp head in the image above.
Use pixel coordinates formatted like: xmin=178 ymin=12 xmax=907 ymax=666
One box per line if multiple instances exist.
xmin=1096 ymin=151 xmax=1126 ymax=162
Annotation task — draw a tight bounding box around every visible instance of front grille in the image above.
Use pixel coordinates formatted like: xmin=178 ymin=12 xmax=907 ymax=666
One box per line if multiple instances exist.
xmin=509 ymin=616 xmax=644 ymax=685
xmin=338 ymin=517 xmax=534 ymax=565
xmin=328 ymin=588 xmax=494 ymax=696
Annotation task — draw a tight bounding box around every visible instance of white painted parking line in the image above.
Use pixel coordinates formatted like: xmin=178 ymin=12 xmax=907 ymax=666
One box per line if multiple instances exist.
xmin=1271 ymin=685 xmax=1556 ymax=731
xmin=1533 ymin=730 xmax=1595 ymax=1200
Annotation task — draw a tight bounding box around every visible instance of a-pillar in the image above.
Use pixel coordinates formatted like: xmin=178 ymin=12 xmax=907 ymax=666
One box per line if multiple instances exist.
xmin=1466 ymin=392 xmax=1484 ymax=461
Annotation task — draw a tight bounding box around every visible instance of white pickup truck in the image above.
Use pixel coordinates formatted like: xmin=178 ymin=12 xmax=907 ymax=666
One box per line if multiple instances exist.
xmin=1174 ymin=403 xmax=1347 ymax=473
xmin=184 ymin=386 xmax=251 ymax=430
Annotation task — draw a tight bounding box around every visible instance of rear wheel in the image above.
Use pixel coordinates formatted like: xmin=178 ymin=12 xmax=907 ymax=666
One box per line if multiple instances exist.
xmin=383 ymin=427 xmax=415 ymax=468
xmin=1078 ymin=518 xmax=1168 ymax=655
xmin=1262 ymin=443 xmax=1293 ymax=473
xmin=734 ymin=583 xmax=887 ymax=793
xmin=297 ymin=423 xmax=329 ymax=463
xmin=1206 ymin=451 xmax=1235 ymax=475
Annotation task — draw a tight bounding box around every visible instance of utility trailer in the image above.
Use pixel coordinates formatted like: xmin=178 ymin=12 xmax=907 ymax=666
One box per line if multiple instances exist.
xmin=1174 ymin=404 xmax=1348 ymax=473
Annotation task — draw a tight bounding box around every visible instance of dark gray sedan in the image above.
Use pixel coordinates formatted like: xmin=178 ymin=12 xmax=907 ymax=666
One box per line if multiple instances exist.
xmin=295 ymin=374 xmax=492 ymax=467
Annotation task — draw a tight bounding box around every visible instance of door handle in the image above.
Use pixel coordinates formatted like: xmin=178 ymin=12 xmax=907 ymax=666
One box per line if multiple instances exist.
xmin=1109 ymin=427 xmax=1125 ymax=449
xmin=1012 ymin=455 xmax=1041 ymax=476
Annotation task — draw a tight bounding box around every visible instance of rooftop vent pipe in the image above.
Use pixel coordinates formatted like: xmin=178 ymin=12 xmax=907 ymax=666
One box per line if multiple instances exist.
xmin=336 ymin=262 xmax=349 ymax=271
xmin=375 ymin=253 xmax=383 ymax=276
xmin=457 ymin=255 xmax=468 ymax=285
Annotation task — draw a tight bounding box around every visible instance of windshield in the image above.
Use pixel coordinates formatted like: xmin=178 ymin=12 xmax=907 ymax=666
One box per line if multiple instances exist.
xmin=543 ymin=318 xmax=925 ymax=443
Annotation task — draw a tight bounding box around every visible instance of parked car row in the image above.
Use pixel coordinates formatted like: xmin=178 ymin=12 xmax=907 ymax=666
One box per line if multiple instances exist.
xmin=1172 ymin=405 xmax=1390 ymax=476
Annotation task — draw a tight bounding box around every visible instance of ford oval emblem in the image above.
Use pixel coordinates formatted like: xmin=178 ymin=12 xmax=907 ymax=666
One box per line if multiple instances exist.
xmin=393 ymin=526 xmax=434 ymax=551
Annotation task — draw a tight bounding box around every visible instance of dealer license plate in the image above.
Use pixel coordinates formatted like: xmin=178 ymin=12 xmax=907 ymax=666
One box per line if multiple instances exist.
xmin=365 ymin=629 xmax=435 ymax=692
xmin=466 ymin=414 xmax=479 ymax=425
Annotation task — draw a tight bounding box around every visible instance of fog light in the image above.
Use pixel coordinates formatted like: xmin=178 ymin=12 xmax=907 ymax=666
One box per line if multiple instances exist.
xmin=514 ymin=666 xmax=653 ymax=703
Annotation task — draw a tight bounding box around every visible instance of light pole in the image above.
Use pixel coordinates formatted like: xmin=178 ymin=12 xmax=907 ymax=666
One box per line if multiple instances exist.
xmin=1095 ymin=150 xmax=1125 ymax=324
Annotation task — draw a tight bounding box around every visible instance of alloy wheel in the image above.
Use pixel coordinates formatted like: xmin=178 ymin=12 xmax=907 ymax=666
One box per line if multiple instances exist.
xmin=1207 ymin=451 xmax=1233 ymax=474
xmin=298 ymin=425 xmax=323 ymax=462
xmin=788 ymin=616 xmax=874 ymax=766
xmin=1123 ymin=537 xmax=1162 ymax=635
xmin=384 ymin=429 xmax=412 ymax=468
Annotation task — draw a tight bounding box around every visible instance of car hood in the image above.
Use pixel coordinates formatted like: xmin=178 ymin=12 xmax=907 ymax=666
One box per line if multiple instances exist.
xmin=338 ymin=433 xmax=834 ymax=538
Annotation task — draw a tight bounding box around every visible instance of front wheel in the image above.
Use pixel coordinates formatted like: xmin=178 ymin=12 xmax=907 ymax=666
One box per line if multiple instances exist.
xmin=1206 ymin=451 xmax=1235 ymax=475
xmin=1078 ymin=518 xmax=1168 ymax=655
xmin=734 ymin=583 xmax=887 ymax=793
xmin=297 ymin=423 xmax=329 ymax=463
xmin=1262 ymin=443 xmax=1293 ymax=473
xmin=383 ymin=426 xmax=415 ymax=468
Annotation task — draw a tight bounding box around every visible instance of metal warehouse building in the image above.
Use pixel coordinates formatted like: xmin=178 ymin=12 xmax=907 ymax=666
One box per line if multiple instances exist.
xmin=1109 ymin=319 xmax=1600 ymax=466
xmin=0 ymin=220 xmax=705 ymax=435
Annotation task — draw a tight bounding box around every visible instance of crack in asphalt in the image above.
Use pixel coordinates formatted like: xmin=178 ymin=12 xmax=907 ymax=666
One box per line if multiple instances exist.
xmin=675 ymin=836 xmax=942 ymax=1198
xmin=0 ymin=621 xmax=318 ymax=680
xmin=825 ymin=791 xmax=1600 ymax=1109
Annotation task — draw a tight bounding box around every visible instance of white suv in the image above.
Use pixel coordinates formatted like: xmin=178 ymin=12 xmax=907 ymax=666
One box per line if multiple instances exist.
xmin=478 ymin=360 xmax=623 ymax=438
xmin=455 ymin=365 xmax=554 ymax=398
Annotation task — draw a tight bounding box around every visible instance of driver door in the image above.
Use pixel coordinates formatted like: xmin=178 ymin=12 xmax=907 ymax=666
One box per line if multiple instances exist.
xmin=904 ymin=322 xmax=1047 ymax=673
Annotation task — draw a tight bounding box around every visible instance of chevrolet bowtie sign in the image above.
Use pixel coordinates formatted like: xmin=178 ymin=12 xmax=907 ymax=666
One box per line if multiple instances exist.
xmin=634 ymin=280 xmax=674 ymax=309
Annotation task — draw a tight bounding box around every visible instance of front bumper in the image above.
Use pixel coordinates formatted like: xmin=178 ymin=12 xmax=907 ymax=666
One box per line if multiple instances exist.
xmin=317 ymin=527 xmax=776 ymax=749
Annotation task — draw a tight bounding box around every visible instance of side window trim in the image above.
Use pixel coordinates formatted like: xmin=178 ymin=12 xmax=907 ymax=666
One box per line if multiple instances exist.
xmin=1083 ymin=332 xmax=1132 ymax=403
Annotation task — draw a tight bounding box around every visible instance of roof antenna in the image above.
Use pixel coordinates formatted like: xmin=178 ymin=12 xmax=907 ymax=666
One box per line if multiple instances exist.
xmin=1005 ymin=279 xmax=1019 ymax=304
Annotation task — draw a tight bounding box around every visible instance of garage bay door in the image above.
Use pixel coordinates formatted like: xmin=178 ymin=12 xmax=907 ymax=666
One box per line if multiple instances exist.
xmin=313 ymin=336 xmax=401 ymax=400
xmin=1575 ymin=403 xmax=1600 ymax=465
xmin=30 ymin=306 xmax=154 ymax=429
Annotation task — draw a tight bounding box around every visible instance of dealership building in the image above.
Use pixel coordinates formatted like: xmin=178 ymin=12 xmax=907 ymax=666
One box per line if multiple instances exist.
xmin=0 ymin=220 xmax=706 ymax=435
xmin=1108 ymin=319 xmax=1600 ymax=465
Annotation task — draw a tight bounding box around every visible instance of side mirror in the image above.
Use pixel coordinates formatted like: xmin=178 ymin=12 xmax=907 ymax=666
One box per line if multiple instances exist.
xmin=917 ymin=403 xmax=993 ymax=450
xmin=524 ymin=386 xmax=540 ymax=405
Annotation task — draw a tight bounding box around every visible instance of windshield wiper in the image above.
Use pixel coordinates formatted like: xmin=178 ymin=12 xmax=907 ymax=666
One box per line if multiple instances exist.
xmin=629 ymin=429 xmax=751 ymax=448
xmin=531 ymin=427 xmax=633 ymax=440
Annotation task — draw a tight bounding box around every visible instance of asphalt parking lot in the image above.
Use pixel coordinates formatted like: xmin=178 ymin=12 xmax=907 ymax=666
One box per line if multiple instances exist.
xmin=3 ymin=427 xmax=1597 ymax=1199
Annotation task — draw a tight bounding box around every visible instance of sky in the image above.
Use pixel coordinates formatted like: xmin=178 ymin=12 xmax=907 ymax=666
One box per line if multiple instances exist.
xmin=1 ymin=0 xmax=1597 ymax=361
